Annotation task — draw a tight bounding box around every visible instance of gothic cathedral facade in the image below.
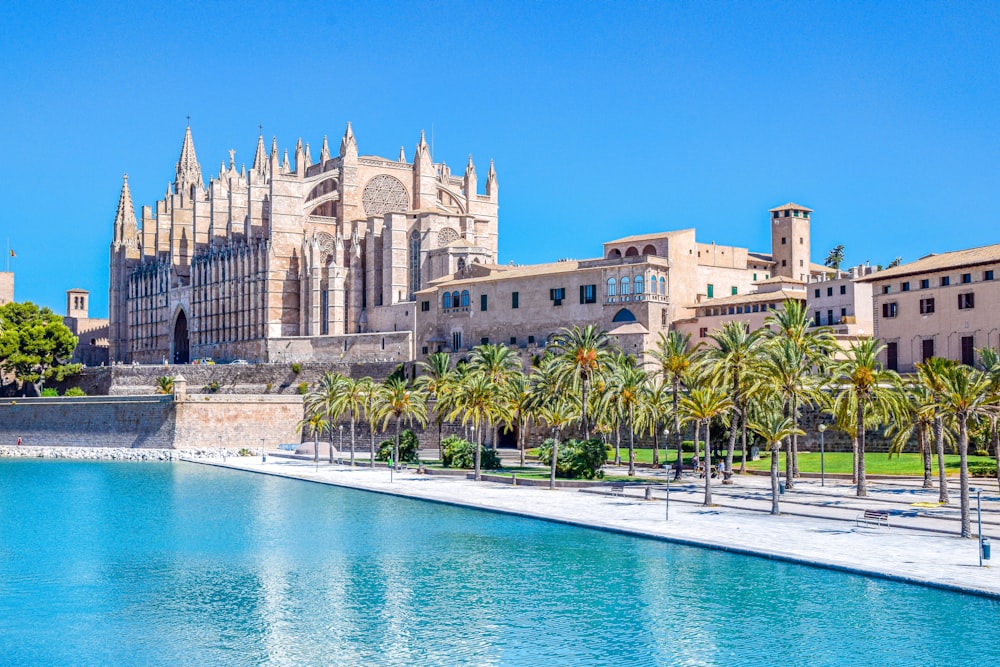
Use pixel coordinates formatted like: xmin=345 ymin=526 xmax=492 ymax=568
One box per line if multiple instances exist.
xmin=109 ymin=124 xmax=499 ymax=363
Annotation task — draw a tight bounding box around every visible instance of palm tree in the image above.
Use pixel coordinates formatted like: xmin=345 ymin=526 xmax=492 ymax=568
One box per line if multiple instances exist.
xmin=609 ymin=353 xmax=647 ymax=477
xmin=330 ymin=375 xmax=366 ymax=467
xmin=416 ymin=351 xmax=455 ymax=459
xmin=377 ymin=377 xmax=428 ymax=469
xmin=536 ymin=399 xmax=579 ymax=490
xmin=637 ymin=378 xmax=672 ymax=467
xmin=824 ymin=244 xmax=845 ymax=271
xmin=749 ymin=415 xmax=804 ymax=515
xmin=306 ymin=372 xmax=346 ymax=463
xmin=447 ymin=372 xmax=500 ymax=480
xmin=917 ymin=357 xmax=956 ymax=503
xmin=649 ymin=330 xmax=700 ymax=476
xmin=758 ymin=336 xmax=824 ymax=490
xmin=296 ymin=411 xmax=328 ymax=464
xmin=680 ymin=386 xmax=732 ymax=506
xmin=886 ymin=380 xmax=937 ymax=489
xmin=977 ymin=347 xmax=1000 ymax=489
xmin=706 ymin=321 xmax=763 ymax=484
xmin=548 ymin=325 xmax=612 ymax=438
xmin=357 ymin=377 xmax=382 ymax=468
xmin=830 ymin=337 xmax=903 ymax=497
xmin=503 ymin=373 xmax=535 ymax=467
xmin=469 ymin=343 xmax=522 ymax=448
xmin=154 ymin=376 xmax=174 ymax=394
xmin=929 ymin=364 xmax=996 ymax=537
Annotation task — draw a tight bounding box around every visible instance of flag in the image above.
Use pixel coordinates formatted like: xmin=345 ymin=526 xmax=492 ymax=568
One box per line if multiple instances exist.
xmin=8 ymin=249 xmax=13 ymax=258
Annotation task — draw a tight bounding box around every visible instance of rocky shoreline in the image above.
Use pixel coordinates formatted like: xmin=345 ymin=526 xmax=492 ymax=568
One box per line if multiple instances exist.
xmin=0 ymin=446 xmax=261 ymax=461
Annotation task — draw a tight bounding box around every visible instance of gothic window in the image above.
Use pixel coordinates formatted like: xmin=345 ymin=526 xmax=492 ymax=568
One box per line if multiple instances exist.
xmin=621 ymin=277 xmax=631 ymax=295
xmin=659 ymin=276 xmax=666 ymax=294
xmin=612 ymin=308 xmax=637 ymax=323
xmin=443 ymin=292 xmax=452 ymax=309
xmin=457 ymin=258 xmax=466 ymax=271
xmin=634 ymin=276 xmax=644 ymax=294
xmin=408 ymin=230 xmax=421 ymax=300
xmin=607 ymin=278 xmax=616 ymax=296
xmin=361 ymin=175 xmax=409 ymax=216
xmin=437 ymin=227 xmax=459 ymax=247
xmin=452 ymin=291 xmax=460 ymax=308
xmin=460 ymin=290 xmax=470 ymax=308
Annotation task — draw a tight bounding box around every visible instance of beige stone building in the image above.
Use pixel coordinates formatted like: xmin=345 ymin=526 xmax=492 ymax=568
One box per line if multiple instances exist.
xmin=861 ymin=244 xmax=1000 ymax=372
xmin=0 ymin=271 xmax=13 ymax=307
xmin=413 ymin=202 xmax=820 ymax=358
xmin=109 ymin=124 xmax=498 ymax=364
xmin=63 ymin=289 xmax=109 ymax=366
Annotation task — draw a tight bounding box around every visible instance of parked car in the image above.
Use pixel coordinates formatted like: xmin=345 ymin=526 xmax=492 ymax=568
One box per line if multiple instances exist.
xmin=191 ymin=357 xmax=214 ymax=365
xmin=230 ymin=359 xmax=249 ymax=365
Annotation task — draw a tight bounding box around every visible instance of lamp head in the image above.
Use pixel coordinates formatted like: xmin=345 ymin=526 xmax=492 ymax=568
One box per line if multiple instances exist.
xmin=818 ymin=424 xmax=827 ymax=433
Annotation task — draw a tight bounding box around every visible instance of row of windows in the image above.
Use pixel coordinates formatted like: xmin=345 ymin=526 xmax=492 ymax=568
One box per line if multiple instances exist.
xmin=699 ymin=302 xmax=781 ymax=317
xmin=436 ymin=284 xmax=599 ymax=311
xmin=881 ymin=293 xmax=975 ymax=318
xmin=607 ymin=276 xmax=665 ymax=296
xmin=882 ymin=270 xmax=994 ymax=295
xmin=884 ymin=335 xmax=978 ymax=370
xmin=813 ymin=308 xmax=848 ymax=326
xmin=773 ymin=210 xmax=810 ymax=219
xmin=814 ymin=285 xmax=848 ymax=298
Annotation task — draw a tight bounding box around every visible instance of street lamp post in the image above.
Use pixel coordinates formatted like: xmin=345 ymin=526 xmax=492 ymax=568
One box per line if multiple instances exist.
xmin=664 ymin=427 xmax=670 ymax=521
xmin=818 ymin=424 xmax=827 ymax=487
xmin=218 ymin=435 xmax=225 ymax=462
xmin=975 ymin=487 xmax=984 ymax=567
xmin=339 ymin=425 xmax=344 ymax=465
xmin=261 ymin=437 xmax=266 ymax=463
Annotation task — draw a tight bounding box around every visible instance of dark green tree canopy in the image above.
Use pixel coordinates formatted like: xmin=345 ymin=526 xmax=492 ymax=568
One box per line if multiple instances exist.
xmin=0 ymin=301 xmax=81 ymax=390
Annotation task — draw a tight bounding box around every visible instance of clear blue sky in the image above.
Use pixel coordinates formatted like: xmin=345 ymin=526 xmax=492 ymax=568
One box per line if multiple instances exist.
xmin=2 ymin=1 xmax=998 ymax=317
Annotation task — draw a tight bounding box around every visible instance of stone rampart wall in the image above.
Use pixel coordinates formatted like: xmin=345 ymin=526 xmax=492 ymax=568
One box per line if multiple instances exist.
xmin=0 ymin=395 xmax=303 ymax=450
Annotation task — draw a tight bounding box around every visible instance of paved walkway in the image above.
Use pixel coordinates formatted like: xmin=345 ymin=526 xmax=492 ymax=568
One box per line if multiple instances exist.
xmin=187 ymin=455 xmax=1000 ymax=598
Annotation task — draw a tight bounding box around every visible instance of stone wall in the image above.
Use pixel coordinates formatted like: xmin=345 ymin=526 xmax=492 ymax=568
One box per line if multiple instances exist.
xmin=0 ymin=394 xmax=302 ymax=450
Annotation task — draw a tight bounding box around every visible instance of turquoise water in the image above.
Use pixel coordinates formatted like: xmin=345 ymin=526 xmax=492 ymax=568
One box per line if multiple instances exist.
xmin=0 ymin=461 xmax=998 ymax=666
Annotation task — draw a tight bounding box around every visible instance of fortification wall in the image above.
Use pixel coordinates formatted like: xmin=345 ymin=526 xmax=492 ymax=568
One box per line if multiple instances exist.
xmin=0 ymin=395 xmax=302 ymax=450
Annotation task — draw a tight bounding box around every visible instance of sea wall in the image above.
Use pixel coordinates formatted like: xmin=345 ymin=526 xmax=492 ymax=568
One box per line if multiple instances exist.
xmin=0 ymin=446 xmax=254 ymax=460
xmin=0 ymin=394 xmax=302 ymax=450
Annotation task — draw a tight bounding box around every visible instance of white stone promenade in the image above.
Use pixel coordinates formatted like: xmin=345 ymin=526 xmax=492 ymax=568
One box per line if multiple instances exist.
xmin=190 ymin=455 xmax=1000 ymax=598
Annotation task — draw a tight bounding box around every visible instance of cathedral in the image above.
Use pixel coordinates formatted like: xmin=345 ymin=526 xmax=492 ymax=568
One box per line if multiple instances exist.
xmin=109 ymin=123 xmax=499 ymax=364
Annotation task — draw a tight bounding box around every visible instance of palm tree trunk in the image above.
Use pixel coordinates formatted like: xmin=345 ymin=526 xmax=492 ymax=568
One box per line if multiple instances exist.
xmin=693 ymin=422 xmax=701 ymax=469
xmin=474 ymin=419 xmax=482 ymax=481
xmin=704 ymin=420 xmax=713 ymax=506
xmin=920 ymin=427 xmax=932 ymax=489
xmin=652 ymin=425 xmax=659 ymax=467
xmin=991 ymin=416 xmax=999 ymax=491
xmin=314 ymin=430 xmax=319 ymax=463
xmin=437 ymin=416 xmax=444 ymax=462
xmin=935 ymin=415 xmax=948 ymax=503
xmin=350 ymin=413 xmax=356 ymax=467
xmin=851 ymin=434 xmax=858 ymax=485
xmin=627 ymin=405 xmax=636 ymax=477
xmin=328 ymin=416 xmax=335 ymax=464
xmin=673 ymin=378 xmax=682 ymax=476
xmin=725 ymin=374 xmax=739 ymax=484
xmin=394 ymin=416 xmax=401 ymax=468
xmin=783 ymin=400 xmax=795 ymax=491
xmin=369 ymin=421 xmax=376 ymax=469
xmin=791 ymin=396 xmax=800 ymax=479
xmin=959 ymin=415 xmax=971 ymax=538
xmin=549 ymin=428 xmax=559 ymax=489
xmin=739 ymin=413 xmax=748 ymax=474
xmin=857 ymin=402 xmax=867 ymax=497
xmin=770 ymin=441 xmax=781 ymax=515
xmin=614 ymin=426 xmax=621 ymax=466
xmin=582 ymin=377 xmax=590 ymax=438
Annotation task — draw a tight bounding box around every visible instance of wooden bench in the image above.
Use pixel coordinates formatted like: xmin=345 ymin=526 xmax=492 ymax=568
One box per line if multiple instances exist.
xmin=609 ymin=484 xmax=626 ymax=497
xmin=856 ymin=509 xmax=890 ymax=529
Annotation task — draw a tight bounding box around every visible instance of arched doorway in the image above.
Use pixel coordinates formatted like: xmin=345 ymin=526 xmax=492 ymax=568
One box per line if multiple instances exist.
xmin=173 ymin=310 xmax=190 ymax=364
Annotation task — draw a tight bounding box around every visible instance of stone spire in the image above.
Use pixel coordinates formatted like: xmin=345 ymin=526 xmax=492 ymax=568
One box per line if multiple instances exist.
xmin=269 ymin=136 xmax=279 ymax=172
xmin=399 ymin=146 xmax=406 ymax=163
xmin=294 ymin=138 xmax=304 ymax=176
xmin=252 ymin=130 xmax=268 ymax=175
xmin=281 ymin=149 xmax=291 ymax=174
xmin=339 ymin=122 xmax=357 ymax=159
xmin=320 ymin=135 xmax=331 ymax=163
xmin=486 ymin=159 xmax=498 ymax=198
xmin=304 ymin=142 xmax=312 ymax=167
xmin=414 ymin=129 xmax=430 ymax=163
xmin=113 ymin=174 xmax=139 ymax=248
xmin=175 ymin=123 xmax=203 ymax=194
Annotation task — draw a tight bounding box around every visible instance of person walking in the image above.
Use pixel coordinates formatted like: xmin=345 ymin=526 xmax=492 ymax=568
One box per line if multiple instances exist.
xmin=16 ymin=436 xmax=21 ymax=447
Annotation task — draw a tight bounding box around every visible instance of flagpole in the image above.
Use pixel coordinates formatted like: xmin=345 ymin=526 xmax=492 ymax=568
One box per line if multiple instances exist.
xmin=5 ymin=238 xmax=8 ymax=273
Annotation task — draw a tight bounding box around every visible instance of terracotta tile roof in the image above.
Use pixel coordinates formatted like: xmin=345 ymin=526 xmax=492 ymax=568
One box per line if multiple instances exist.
xmin=856 ymin=243 xmax=1000 ymax=282
xmin=768 ymin=202 xmax=814 ymax=213
xmin=688 ymin=288 xmax=806 ymax=309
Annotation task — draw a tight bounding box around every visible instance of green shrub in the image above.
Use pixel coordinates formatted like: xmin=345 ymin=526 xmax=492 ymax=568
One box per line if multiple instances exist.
xmin=64 ymin=387 xmax=86 ymax=396
xmin=40 ymin=388 xmax=58 ymax=397
xmin=291 ymin=362 xmax=302 ymax=374
xmin=376 ymin=429 xmax=421 ymax=463
xmin=537 ymin=437 xmax=606 ymax=479
xmin=238 ymin=448 xmax=252 ymax=457
xmin=296 ymin=382 xmax=309 ymax=395
xmin=973 ymin=449 xmax=991 ymax=458
xmin=204 ymin=380 xmax=220 ymax=393
xmin=970 ymin=462 xmax=998 ymax=478
xmin=680 ymin=440 xmax=695 ymax=453
xmin=440 ymin=435 xmax=502 ymax=470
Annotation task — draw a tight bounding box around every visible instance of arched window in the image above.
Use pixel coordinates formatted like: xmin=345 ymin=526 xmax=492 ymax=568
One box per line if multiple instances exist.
xmin=443 ymin=292 xmax=452 ymax=309
xmin=634 ymin=276 xmax=644 ymax=294
xmin=642 ymin=244 xmax=657 ymax=256
xmin=608 ymin=248 xmax=622 ymax=259
xmin=452 ymin=291 xmax=460 ymax=308
xmin=461 ymin=290 xmax=470 ymax=308
xmin=612 ymin=308 xmax=637 ymax=323
xmin=457 ymin=258 xmax=466 ymax=271
xmin=659 ymin=276 xmax=666 ymax=294
xmin=625 ymin=247 xmax=639 ymax=257
xmin=607 ymin=278 xmax=616 ymax=296
xmin=621 ymin=277 xmax=631 ymax=295
xmin=408 ymin=230 xmax=421 ymax=300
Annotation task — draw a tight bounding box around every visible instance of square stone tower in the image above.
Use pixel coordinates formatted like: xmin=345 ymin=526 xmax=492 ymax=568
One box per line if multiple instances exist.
xmin=770 ymin=203 xmax=812 ymax=281
xmin=67 ymin=289 xmax=89 ymax=319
